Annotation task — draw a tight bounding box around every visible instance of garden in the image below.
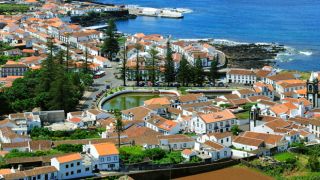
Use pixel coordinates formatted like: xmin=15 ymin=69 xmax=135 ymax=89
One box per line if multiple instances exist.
xmin=244 ymin=144 xmax=320 ymax=179
xmin=119 ymin=146 xmax=201 ymax=165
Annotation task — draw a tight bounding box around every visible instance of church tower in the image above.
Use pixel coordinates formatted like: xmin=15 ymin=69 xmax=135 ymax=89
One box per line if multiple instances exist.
xmin=249 ymin=105 xmax=259 ymax=131
xmin=307 ymin=72 xmax=319 ymax=108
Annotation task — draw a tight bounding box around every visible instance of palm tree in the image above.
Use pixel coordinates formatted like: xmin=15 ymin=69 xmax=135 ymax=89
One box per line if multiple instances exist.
xmin=134 ymin=43 xmax=143 ymax=86
xmin=114 ymin=109 xmax=124 ymax=148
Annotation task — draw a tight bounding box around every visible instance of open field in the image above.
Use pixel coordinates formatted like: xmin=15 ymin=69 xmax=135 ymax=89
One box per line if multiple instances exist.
xmin=175 ymin=166 xmax=273 ymax=180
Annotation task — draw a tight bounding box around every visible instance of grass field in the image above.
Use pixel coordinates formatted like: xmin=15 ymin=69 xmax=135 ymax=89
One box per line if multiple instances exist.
xmin=274 ymin=152 xmax=296 ymax=162
xmin=235 ymin=111 xmax=250 ymax=119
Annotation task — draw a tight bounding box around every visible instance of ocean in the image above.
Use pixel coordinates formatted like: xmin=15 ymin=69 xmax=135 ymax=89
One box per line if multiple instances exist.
xmin=99 ymin=0 xmax=320 ymax=71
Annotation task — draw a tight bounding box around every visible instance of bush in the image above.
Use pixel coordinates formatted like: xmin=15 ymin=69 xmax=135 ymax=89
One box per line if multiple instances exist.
xmin=144 ymin=148 xmax=166 ymax=161
xmin=55 ymin=144 xmax=83 ymax=153
xmin=307 ymin=155 xmax=320 ymax=172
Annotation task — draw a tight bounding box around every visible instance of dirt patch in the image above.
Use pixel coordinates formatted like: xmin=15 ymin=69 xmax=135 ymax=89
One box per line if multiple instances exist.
xmin=175 ymin=166 xmax=273 ymax=180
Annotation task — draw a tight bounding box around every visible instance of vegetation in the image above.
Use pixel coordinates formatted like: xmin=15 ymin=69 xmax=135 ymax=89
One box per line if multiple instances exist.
xmin=70 ymin=10 xmax=135 ymax=27
xmin=164 ymin=41 xmax=175 ymax=86
xmin=193 ymin=57 xmax=205 ymax=86
xmin=235 ymin=111 xmax=250 ymax=119
xmin=1 ymin=39 xmax=92 ymax=113
xmin=231 ymin=125 xmax=242 ymax=135
xmin=134 ymin=43 xmax=143 ymax=86
xmin=101 ymin=20 xmax=120 ymax=60
xmin=0 ymin=4 xmax=29 ymax=15
xmin=4 ymin=149 xmax=61 ymax=159
xmin=177 ymin=55 xmax=191 ymax=86
xmin=246 ymin=146 xmax=320 ymax=179
xmin=54 ymin=144 xmax=83 ymax=153
xmin=119 ymin=146 xmax=185 ymax=165
xmin=209 ymin=60 xmax=219 ymax=85
xmin=114 ymin=109 xmax=124 ymax=148
xmin=274 ymin=152 xmax=296 ymax=162
xmin=219 ymin=103 xmax=232 ymax=109
xmin=30 ymin=127 xmax=102 ymax=140
xmin=148 ymin=46 xmax=159 ymax=85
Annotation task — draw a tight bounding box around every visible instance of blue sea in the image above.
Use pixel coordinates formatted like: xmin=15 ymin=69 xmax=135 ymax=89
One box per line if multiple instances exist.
xmin=100 ymin=0 xmax=320 ymax=71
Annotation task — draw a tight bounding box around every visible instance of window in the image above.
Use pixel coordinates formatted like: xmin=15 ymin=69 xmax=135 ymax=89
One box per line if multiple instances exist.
xmin=221 ymin=139 xmax=223 ymax=143
xmin=37 ymin=175 xmax=40 ymax=179
xmin=77 ymin=162 xmax=80 ymax=166
xmin=224 ymin=151 xmax=227 ymax=156
xmin=114 ymin=156 xmax=118 ymax=161
xmin=66 ymin=172 xmax=69 ymax=176
xmin=209 ymin=124 xmax=212 ymax=129
xmin=65 ymin=164 xmax=69 ymax=168
xmin=107 ymin=157 xmax=111 ymax=161
xmin=220 ymin=122 xmax=223 ymax=126
xmin=226 ymin=138 xmax=229 ymax=142
xmin=173 ymin=144 xmax=177 ymax=149
xmin=71 ymin=163 xmax=74 ymax=167
xmin=85 ymin=167 xmax=90 ymax=171
xmin=77 ymin=170 xmax=81 ymax=173
xmin=71 ymin=171 xmax=74 ymax=175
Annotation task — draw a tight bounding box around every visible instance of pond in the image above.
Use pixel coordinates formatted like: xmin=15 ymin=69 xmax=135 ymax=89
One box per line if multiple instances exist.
xmin=102 ymin=93 xmax=163 ymax=111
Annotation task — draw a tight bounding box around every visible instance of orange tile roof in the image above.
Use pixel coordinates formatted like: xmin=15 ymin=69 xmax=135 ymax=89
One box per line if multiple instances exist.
xmin=199 ymin=109 xmax=236 ymax=123
xmin=93 ymin=143 xmax=119 ymax=156
xmin=0 ymin=169 xmax=13 ymax=175
xmin=204 ymin=141 xmax=224 ymax=150
xmin=242 ymin=131 xmax=284 ymax=146
xmin=144 ymin=97 xmax=171 ymax=106
xmin=181 ymin=149 xmax=194 ymax=155
xmin=55 ymin=153 xmax=81 ymax=164
xmin=233 ymin=136 xmax=264 ymax=147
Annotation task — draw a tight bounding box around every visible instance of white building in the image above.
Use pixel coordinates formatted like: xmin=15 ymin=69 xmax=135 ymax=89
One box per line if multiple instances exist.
xmin=83 ymin=142 xmax=119 ymax=171
xmin=51 ymin=153 xmax=93 ymax=179
xmin=226 ymin=69 xmax=256 ymax=84
xmin=194 ymin=141 xmax=231 ymax=161
xmin=190 ymin=110 xmax=236 ymax=134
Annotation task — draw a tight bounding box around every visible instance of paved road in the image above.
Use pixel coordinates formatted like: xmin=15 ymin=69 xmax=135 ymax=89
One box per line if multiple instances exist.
xmin=79 ymin=62 xmax=124 ymax=110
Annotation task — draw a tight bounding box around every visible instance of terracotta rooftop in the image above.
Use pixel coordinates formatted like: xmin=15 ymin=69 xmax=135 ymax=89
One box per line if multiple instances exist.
xmin=55 ymin=153 xmax=81 ymax=164
xmin=93 ymin=142 xmax=119 ymax=156
xmin=199 ymin=110 xmax=236 ymax=123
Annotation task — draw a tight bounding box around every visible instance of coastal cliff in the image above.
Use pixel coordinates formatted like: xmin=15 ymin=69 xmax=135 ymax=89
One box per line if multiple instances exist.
xmin=211 ymin=43 xmax=286 ymax=69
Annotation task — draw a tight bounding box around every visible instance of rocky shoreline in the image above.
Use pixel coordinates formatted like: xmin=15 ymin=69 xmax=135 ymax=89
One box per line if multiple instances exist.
xmin=211 ymin=43 xmax=286 ymax=69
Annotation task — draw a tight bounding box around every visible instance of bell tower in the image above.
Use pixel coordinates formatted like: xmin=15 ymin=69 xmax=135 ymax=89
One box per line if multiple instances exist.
xmin=307 ymin=72 xmax=319 ymax=108
xmin=249 ymin=105 xmax=260 ymax=131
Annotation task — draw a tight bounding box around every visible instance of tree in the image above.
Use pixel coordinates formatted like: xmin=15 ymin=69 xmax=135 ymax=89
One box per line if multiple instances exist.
xmin=121 ymin=42 xmax=127 ymax=86
xmin=149 ymin=46 xmax=159 ymax=85
xmin=209 ymin=60 xmax=219 ymax=85
xmin=114 ymin=109 xmax=124 ymax=148
xmin=177 ymin=55 xmax=190 ymax=86
xmin=101 ymin=20 xmax=120 ymax=60
xmin=134 ymin=43 xmax=142 ymax=86
xmin=164 ymin=41 xmax=175 ymax=86
xmin=193 ymin=57 xmax=205 ymax=86
xmin=231 ymin=125 xmax=242 ymax=135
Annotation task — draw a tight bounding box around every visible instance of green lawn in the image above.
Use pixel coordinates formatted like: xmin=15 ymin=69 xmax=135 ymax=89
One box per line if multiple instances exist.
xmin=236 ymin=111 xmax=250 ymax=119
xmin=274 ymin=152 xmax=296 ymax=162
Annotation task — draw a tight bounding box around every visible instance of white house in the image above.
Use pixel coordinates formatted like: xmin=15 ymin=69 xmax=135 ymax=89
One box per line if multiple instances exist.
xmin=226 ymin=69 xmax=256 ymax=84
xmin=194 ymin=141 xmax=231 ymax=161
xmin=232 ymin=136 xmax=265 ymax=151
xmin=197 ymin=132 xmax=232 ymax=147
xmin=83 ymin=142 xmax=119 ymax=171
xmin=51 ymin=153 xmax=93 ymax=180
xmin=190 ymin=110 xmax=236 ymax=134
xmin=146 ymin=115 xmax=180 ymax=135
